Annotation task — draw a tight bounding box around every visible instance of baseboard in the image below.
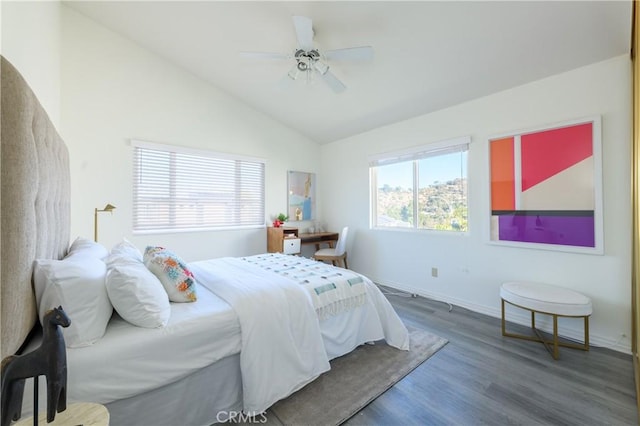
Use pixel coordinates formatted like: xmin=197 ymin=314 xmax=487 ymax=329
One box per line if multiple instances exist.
xmin=373 ymin=277 xmax=632 ymax=354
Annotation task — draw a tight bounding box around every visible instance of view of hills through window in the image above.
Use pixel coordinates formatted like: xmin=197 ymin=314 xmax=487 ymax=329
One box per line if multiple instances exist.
xmin=375 ymin=150 xmax=467 ymax=231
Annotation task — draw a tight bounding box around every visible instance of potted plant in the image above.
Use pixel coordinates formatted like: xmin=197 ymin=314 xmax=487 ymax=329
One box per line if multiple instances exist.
xmin=273 ymin=213 xmax=289 ymax=228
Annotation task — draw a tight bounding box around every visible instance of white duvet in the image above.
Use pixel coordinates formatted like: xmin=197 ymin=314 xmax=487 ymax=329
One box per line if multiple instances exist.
xmin=190 ymin=257 xmax=331 ymax=414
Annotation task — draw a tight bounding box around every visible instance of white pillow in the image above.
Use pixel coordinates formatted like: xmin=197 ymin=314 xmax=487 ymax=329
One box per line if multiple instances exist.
xmin=110 ymin=238 xmax=143 ymax=262
xmin=105 ymin=254 xmax=170 ymax=328
xmin=143 ymin=246 xmax=197 ymax=302
xmin=33 ymin=257 xmax=112 ymax=348
xmin=67 ymin=237 xmax=109 ymax=260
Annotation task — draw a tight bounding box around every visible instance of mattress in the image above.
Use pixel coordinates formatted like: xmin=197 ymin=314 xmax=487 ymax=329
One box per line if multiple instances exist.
xmin=21 ymin=284 xmax=241 ymax=413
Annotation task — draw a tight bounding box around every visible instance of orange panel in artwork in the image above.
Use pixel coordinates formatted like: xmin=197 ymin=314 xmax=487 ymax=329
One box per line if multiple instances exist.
xmin=490 ymin=137 xmax=515 ymax=210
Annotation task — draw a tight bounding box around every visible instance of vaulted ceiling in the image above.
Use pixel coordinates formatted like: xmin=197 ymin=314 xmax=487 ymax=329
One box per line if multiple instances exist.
xmin=65 ymin=1 xmax=632 ymax=144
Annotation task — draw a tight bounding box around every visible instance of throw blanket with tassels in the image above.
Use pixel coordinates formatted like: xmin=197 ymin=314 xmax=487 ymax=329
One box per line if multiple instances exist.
xmin=241 ymin=253 xmax=367 ymax=320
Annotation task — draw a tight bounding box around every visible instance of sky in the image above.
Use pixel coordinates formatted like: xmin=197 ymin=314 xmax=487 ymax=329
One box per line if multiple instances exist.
xmin=377 ymin=151 xmax=468 ymax=189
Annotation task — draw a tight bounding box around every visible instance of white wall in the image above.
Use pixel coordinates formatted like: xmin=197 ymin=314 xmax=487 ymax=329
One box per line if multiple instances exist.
xmin=320 ymin=55 xmax=633 ymax=352
xmin=60 ymin=6 xmax=320 ymax=261
xmin=4 ymin=2 xmax=632 ymax=352
xmin=1 ymin=1 xmax=61 ymax=125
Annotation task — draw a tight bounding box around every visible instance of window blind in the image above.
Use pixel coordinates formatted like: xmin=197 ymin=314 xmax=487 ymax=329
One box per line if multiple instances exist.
xmin=132 ymin=140 xmax=265 ymax=232
xmin=369 ymin=136 xmax=470 ymax=167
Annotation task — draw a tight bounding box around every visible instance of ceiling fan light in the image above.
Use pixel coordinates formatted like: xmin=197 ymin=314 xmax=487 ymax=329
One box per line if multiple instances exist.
xmin=287 ymin=66 xmax=300 ymax=80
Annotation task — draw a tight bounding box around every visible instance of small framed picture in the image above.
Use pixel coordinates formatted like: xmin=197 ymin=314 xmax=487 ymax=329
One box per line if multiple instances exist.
xmin=287 ymin=171 xmax=316 ymax=221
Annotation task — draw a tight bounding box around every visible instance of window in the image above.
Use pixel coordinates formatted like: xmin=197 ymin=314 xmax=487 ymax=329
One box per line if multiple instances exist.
xmin=132 ymin=140 xmax=265 ymax=233
xmin=370 ymin=136 xmax=469 ymax=232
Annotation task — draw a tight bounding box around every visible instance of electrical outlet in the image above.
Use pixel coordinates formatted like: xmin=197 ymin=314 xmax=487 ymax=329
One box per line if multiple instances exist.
xmin=431 ymin=267 xmax=438 ymax=278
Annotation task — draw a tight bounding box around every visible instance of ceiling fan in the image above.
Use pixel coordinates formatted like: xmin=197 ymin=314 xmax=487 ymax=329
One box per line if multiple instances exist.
xmin=240 ymin=16 xmax=374 ymax=93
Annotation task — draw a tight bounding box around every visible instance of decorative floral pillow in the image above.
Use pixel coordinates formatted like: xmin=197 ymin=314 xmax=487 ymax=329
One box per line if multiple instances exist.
xmin=143 ymin=246 xmax=197 ymax=302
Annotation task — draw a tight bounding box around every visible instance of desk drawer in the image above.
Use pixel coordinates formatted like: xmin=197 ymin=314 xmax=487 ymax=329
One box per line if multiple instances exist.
xmin=283 ymin=238 xmax=301 ymax=254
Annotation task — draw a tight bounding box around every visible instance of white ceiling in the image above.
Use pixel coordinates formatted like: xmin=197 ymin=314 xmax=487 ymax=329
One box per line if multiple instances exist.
xmin=65 ymin=1 xmax=632 ymax=145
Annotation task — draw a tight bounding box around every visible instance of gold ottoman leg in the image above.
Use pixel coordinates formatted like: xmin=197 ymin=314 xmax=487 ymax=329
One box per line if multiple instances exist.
xmin=501 ymin=299 xmax=506 ymax=336
xmin=584 ymin=316 xmax=590 ymax=351
xmin=553 ymin=315 xmax=559 ymax=360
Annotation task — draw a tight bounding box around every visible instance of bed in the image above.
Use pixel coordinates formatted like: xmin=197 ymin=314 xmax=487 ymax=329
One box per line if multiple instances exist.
xmin=0 ymin=56 xmax=409 ymax=426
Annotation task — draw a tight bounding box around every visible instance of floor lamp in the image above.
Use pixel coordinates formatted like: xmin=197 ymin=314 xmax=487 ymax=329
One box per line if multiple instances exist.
xmin=94 ymin=203 xmax=116 ymax=242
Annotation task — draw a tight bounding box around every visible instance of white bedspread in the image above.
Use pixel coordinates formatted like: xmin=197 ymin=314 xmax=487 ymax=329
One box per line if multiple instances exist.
xmin=238 ymin=253 xmax=410 ymax=357
xmin=189 ymin=257 xmax=331 ymax=414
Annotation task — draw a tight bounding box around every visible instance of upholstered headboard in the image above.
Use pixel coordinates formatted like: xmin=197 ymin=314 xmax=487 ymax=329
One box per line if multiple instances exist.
xmin=1 ymin=56 xmax=71 ymax=358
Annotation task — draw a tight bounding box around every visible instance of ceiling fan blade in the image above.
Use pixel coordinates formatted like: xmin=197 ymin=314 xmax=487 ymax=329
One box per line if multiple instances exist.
xmin=239 ymin=51 xmax=289 ymax=60
xmin=319 ymin=69 xmax=346 ymax=93
xmin=324 ymin=46 xmax=374 ymax=61
xmin=292 ymin=15 xmax=314 ymax=51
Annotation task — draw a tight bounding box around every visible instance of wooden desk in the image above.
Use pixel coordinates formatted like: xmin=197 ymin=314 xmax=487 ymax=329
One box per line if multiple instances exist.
xmin=299 ymin=232 xmax=339 ymax=250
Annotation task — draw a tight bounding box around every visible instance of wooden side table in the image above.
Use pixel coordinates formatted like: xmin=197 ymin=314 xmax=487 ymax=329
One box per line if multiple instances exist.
xmin=267 ymin=227 xmax=301 ymax=254
xmin=14 ymin=402 xmax=109 ymax=426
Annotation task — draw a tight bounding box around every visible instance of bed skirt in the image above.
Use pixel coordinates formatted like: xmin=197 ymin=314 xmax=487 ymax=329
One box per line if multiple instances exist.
xmin=106 ymin=353 xmax=242 ymax=426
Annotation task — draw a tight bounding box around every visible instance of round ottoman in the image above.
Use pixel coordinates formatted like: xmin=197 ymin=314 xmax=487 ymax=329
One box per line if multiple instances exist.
xmin=500 ymin=281 xmax=592 ymax=359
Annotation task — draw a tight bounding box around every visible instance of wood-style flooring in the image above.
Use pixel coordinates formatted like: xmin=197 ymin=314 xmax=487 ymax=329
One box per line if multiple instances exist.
xmin=346 ymin=288 xmax=638 ymax=426
xmin=254 ymin=287 xmax=637 ymax=425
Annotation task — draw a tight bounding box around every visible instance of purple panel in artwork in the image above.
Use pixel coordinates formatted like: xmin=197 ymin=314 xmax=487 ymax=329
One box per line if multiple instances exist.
xmin=498 ymin=214 xmax=595 ymax=247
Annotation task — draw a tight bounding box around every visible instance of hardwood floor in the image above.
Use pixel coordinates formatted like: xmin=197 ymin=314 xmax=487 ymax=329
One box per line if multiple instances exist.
xmin=345 ymin=288 xmax=638 ymax=426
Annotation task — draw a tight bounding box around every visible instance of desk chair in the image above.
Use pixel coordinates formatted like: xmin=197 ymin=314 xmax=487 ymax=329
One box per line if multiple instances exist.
xmin=314 ymin=226 xmax=348 ymax=269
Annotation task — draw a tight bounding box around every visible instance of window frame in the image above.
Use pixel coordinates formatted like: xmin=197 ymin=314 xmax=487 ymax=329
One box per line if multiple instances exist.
xmin=131 ymin=139 xmax=266 ymax=234
xmin=369 ymin=136 xmax=470 ymax=233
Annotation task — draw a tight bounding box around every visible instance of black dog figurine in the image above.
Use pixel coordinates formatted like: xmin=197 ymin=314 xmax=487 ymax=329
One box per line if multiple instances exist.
xmin=1 ymin=306 xmax=71 ymax=426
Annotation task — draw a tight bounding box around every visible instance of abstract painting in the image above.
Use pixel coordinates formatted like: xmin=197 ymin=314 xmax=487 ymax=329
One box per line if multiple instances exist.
xmin=288 ymin=171 xmax=316 ymax=221
xmin=489 ymin=117 xmax=603 ymax=254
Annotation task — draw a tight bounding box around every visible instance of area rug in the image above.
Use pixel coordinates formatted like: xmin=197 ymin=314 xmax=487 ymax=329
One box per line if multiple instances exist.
xmin=270 ymin=327 xmax=448 ymax=425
